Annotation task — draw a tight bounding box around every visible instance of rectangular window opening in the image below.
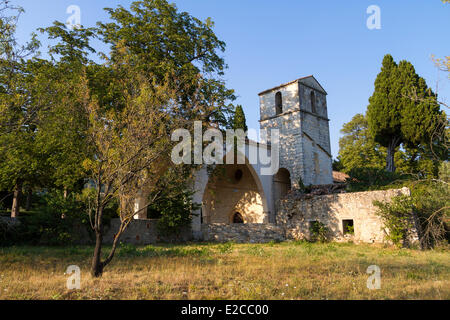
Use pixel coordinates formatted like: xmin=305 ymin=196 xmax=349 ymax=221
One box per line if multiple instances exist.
xmin=343 ymin=219 xmax=354 ymax=235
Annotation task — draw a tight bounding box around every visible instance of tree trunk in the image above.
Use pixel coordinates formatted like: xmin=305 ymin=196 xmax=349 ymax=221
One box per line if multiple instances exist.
xmin=63 ymin=188 xmax=68 ymax=199
xmin=25 ymin=187 xmax=32 ymax=211
xmin=386 ymin=137 xmax=400 ymax=173
xmin=11 ymin=182 xmax=22 ymax=218
xmin=386 ymin=146 xmax=395 ymax=172
xmin=91 ymin=230 xmax=104 ymax=277
xmin=91 ymin=203 xmax=105 ymax=277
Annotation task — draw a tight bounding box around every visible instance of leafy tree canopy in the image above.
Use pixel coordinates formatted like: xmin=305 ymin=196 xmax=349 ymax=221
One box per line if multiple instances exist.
xmin=367 ymin=54 xmax=445 ymax=172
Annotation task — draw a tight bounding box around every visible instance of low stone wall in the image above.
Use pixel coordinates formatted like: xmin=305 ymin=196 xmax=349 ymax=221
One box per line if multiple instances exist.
xmin=103 ymin=218 xmax=192 ymax=245
xmin=1 ymin=187 xmax=420 ymax=246
xmin=277 ymin=187 xmax=418 ymax=244
xmin=201 ymin=223 xmax=285 ymax=243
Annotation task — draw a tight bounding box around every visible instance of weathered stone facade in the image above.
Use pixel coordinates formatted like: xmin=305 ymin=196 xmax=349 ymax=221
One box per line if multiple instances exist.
xmin=199 ymin=187 xmax=419 ymax=244
xmin=277 ymin=187 xmax=418 ymax=244
xmin=103 ymin=218 xmax=192 ymax=245
xmin=259 ymin=76 xmax=333 ymax=187
xmin=201 ymin=223 xmax=284 ymax=243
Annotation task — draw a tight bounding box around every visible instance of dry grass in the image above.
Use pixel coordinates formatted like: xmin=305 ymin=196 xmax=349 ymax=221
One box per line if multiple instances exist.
xmin=0 ymin=241 xmax=448 ymax=300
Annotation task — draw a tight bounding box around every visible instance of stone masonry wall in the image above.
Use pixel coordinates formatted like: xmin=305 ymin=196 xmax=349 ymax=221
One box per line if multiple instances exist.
xmin=201 ymin=223 xmax=285 ymax=243
xmin=102 ymin=218 xmax=192 ymax=245
xmin=277 ymin=187 xmax=418 ymax=244
xmin=259 ymin=81 xmax=304 ymax=187
xmin=258 ymin=79 xmax=333 ymax=187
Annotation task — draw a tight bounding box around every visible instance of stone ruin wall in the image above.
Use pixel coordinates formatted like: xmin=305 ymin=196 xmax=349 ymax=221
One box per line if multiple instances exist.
xmin=277 ymin=187 xmax=418 ymax=244
xmin=1 ymin=188 xmax=419 ymax=245
xmin=201 ymin=187 xmax=419 ymax=244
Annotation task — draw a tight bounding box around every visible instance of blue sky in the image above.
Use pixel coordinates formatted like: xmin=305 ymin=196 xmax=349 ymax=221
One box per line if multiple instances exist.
xmin=13 ymin=0 xmax=450 ymax=158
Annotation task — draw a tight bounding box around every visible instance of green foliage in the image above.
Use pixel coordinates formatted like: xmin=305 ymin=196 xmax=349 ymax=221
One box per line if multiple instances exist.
xmin=339 ymin=113 xmax=441 ymax=177
xmin=345 ymin=225 xmax=355 ymax=235
xmin=309 ymin=221 xmax=330 ymax=243
xmin=409 ymin=179 xmax=449 ymax=248
xmin=332 ymin=158 xmax=344 ymax=172
xmin=22 ymin=191 xmax=89 ymax=245
xmin=148 ymin=168 xmax=200 ymax=236
xmin=367 ymin=54 xmax=444 ymax=172
xmin=339 ymin=113 xmax=385 ymax=173
xmin=217 ymin=241 xmax=234 ymax=254
xmin=232 ymin=105 xmax=248 ymax=132
xmin=0 ymin=219 xmax=18 ymax=246
xmin=97 ymin=0 xmax=235 ymax=127
xmin=0 ymin=191 xmax=87 ymax=245
xmin=374 ymin=195 xmax=415 ymax=247
xmin=296 ymin=177 xmax=312 ymax=193
xmin=347 ymin=167 xmax=409 ymax=191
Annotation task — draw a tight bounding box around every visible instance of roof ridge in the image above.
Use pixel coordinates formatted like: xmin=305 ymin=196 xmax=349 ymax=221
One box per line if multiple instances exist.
xmin=258 ymin=75 xmax=319 ymax=96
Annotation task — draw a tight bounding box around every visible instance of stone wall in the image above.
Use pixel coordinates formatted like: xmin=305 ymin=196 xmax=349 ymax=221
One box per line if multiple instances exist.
xmin=298 ymin=81 xmax=332 ymax=186
xmin=102 ymin=218 xmax=192 ymax=245
xmin=259 ymin=81 xmax=304 ymax=188
xmin=277 ymin=187 xmax=418 ymax=244
xmin=201 ymin=223 xmax=285 ymax=243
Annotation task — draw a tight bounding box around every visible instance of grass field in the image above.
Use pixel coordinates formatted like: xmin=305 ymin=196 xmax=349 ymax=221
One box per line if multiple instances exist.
xmin=0 ymin=241 xmax=448 ymax=300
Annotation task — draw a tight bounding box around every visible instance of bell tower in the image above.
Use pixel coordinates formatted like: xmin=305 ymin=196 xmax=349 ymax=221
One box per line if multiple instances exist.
xmin=258 ymin=75 xmax=333 ymax=187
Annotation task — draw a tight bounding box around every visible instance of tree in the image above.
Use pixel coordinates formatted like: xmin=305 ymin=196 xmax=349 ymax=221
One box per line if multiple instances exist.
xmin=232 ymin=105 xmax=248 ymax=132
xmin=0 ymin=2 xmax=40 ymax=217
xmin=338 ymin=113 xmax=440 ymax=177
xmin=81 ymin=70 xmax=185 ymax=277
xmin=367 ymin=54 xmax=443 ymax=172
xmin=97 ymin=0 xmax=235 ymax=127
xmin=35 ymin=22 xmax=96 ymax=194
xmin=83 ymin=0 xmax=235 ymax=276
xmin=338 ymin=113 xmax=385 ymax=173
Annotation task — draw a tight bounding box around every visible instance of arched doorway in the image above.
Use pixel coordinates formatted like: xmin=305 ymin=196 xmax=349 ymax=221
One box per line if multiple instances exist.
xmin=274 ymin=168 xmax=291 ymax=204
xmin=202 ymin=162 xmax=268 ymax=224
xmin=232 ymin=212 xmax=244 ymax=223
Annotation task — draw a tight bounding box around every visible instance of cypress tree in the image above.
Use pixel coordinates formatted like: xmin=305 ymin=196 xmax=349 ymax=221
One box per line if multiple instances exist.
xmin=367 ymin=54 xmax=442 ymax=172
xmin=232 ymin=105 xmax=248 ymax=132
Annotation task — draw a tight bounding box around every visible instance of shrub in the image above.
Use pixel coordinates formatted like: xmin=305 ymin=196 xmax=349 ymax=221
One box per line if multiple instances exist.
xmin=0 ymin=190 xmax=97 ymax=246
xmin=374 ymin=195 xmax=415 ymax=247
xmin=347 ymin=167 xmax=409 ymax=191
xmin=409 ymin=179 xmax=449 ymax=249
xmin=297 ymin=178 xmax=312 ymax=194
xmin=0 ymin=219 xmax=19 ymax=246
xmin=309 ymin=221 xmax=330 ymax=243
xmin=17 ymin=191 xmax=87 ymax=245
xmin=346 ymin=225 xmax=355 ymax=235
xmin=147 ymin=170 xmax=199 ymax=236
xmin=217 ymin=241 xmax=234 ymax=254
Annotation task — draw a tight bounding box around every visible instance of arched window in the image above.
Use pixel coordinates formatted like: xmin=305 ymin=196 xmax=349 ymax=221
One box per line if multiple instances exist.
xmin=275 ymin=92 xmax=282 ymax=115
xmin=234 ymin=169 xmax=243 ymax=182
xmin=233 ymin=212 xmax=244 ymax=223
xmin=310 ymin=91 xmax=316 ymax=114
